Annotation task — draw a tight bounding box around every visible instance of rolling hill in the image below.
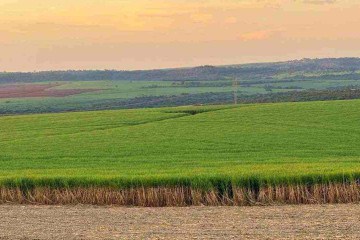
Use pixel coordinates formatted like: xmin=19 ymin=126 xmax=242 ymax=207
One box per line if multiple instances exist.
xmin=1 ymin=99 xmax=359 ymax=205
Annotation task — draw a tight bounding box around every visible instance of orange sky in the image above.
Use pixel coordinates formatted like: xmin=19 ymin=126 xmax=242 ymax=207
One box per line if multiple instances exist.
xmin=1 ymin=0 xmax=360 ymax=71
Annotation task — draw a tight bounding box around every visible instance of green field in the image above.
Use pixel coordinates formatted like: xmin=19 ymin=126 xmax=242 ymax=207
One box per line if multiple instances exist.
xmin=2 ymin=58 xmax=360 ymax=115
xmin=0 ymin=80 xmax=286 ymax=114
xmin=1 ymin=99 xmax=360 ymax=189
xmin=1 ymin=77 xmax=360 ymax=114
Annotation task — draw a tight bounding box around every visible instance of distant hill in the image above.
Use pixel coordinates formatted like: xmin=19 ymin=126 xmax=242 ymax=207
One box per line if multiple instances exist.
xmin=1 ymin=57 xmax=360 ymax=83
xmin=1 ymin=57 xmax=360 ymax=115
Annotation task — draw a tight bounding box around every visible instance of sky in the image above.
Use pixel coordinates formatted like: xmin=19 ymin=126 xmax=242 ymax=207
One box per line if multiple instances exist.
xmin=1 ymin=0 xmax=360 ymax=72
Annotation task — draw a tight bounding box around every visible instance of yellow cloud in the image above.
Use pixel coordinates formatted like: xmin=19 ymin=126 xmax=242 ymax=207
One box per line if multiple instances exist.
xmin=238 ymin=29 xmax=283 ymax=41
xmin=190 ymin=13 xmax=214 ymax=24
xmin=224 ymin=17 xmax=238 ymax=24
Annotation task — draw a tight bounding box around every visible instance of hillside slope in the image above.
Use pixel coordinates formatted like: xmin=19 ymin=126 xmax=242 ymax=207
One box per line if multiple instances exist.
xmin=1 ymin=100 xmax=359 ymax=184
xmin=2 ymin=58 xmax=360 ymax=83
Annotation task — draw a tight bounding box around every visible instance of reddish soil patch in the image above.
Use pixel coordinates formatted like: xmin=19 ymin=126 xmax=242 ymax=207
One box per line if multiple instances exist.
xmin=0 ymin=83 xmax=101 ymax=98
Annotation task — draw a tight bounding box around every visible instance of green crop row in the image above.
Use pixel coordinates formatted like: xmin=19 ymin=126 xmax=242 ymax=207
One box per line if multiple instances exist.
xmin=0 ymin=99 xmax=359 ymax=190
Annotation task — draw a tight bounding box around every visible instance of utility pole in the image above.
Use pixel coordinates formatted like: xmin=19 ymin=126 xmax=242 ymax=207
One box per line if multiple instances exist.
xmin=232 ymin=78 xmax=238 ymax=105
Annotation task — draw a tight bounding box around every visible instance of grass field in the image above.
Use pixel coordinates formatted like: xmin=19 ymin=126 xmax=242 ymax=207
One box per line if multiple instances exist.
xmin=1 ymin=76 xmax=360 ymax=114
xmin=1 ymin=99 xmax=360 ymax=205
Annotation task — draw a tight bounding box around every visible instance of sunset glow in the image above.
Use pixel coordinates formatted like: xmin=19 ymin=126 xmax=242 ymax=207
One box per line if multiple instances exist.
xmin=1 ymin=0 xmax=360 ymax=71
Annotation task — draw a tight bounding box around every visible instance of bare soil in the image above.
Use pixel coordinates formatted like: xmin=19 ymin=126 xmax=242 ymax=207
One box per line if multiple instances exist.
xmin=0 ymin=83 xmax=100 ymax=98
xmin=0 ymin=204 xmax=359 ymax=239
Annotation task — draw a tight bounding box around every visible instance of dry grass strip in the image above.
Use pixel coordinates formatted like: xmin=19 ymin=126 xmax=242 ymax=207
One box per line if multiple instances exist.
xmin=1 ymin=182 xmax=359 ymax=206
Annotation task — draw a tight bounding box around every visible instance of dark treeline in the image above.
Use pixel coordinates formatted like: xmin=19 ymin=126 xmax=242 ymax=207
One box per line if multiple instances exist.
xmin=1 ymin=58 xmax=360 ymax=83
xmin=119 ymin=87 xmax=360 ymax=108
xmin=2 ymin=87 xmax=360 ymax=115
xmin=285 ymin=73 xmax=360 ymax=81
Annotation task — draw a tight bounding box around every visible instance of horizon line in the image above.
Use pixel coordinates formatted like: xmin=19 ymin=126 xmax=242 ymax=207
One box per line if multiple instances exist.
xmin=1 ymin=57 xmax=359 ymax=74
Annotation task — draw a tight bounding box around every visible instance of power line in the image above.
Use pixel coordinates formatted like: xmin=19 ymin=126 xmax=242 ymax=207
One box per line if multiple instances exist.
xmin=232 ymin=78 xmax=238 ymax=105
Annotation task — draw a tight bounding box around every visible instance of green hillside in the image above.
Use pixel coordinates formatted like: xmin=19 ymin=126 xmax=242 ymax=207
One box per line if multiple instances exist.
xmin=1 ymin=99 xmax=359 ymax=189
xmin=1 ymin=58 xmax=360 ymax=115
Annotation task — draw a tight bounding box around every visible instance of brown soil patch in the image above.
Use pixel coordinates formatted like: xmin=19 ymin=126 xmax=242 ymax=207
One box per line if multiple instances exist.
xmin=0 ymin=204 xmax=359 ymax=239
xmin=0 ymin=83 xmax=101 ymax=98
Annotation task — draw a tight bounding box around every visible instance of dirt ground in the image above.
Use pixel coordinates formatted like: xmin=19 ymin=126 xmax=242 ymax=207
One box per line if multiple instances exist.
xmin=0 ymin=204 xmax=359 ymax=240
xmin=0 ymin=83 xmax=99 ymax=98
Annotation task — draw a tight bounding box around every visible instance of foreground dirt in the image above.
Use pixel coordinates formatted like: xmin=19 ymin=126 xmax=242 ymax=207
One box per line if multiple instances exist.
xmin=0 ymin=204 xmax=359 ymax=240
